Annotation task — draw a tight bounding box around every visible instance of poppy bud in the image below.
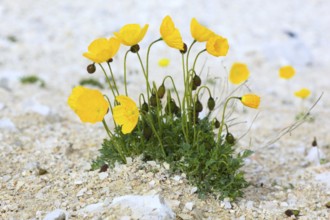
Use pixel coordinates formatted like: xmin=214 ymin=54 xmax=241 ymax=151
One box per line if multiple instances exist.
xmin=87 ymin=63 xmax=96 ymax=74
xmin=225 ymin=133 xmax=235 ymax=144
xmin=157 ymin=84 xmax=166 ymax=99
xmin=214 ymin=119 xmax=220 ymax=128
xmin=165 ymin=99 xmax=176 ymax=115
xmin=143 ymin=125 xmax=152 ymax=140
xmin=130 ymin=44 xmax=140 ymax=53
xmin=107 ymin=58 xmax=113 ymax=63
xmin=195 ymin=99 xmax=203 ymax=113
xmin=180 ymin=43 xmax=187 ymax=54
xmin=193 ymin=75 xmax=201 ymax=87
xmin=149 ymin=94 xmax=157 ymax=107
xmin=192 ymin=83 xmax=197 ymax=91
xmin=207 ymin=96 xmax=215 ymax=111
xmin=174 ymin=105 xmax=181 ymax=117
xmin=141 ymin=102 xmax=149 ymax=112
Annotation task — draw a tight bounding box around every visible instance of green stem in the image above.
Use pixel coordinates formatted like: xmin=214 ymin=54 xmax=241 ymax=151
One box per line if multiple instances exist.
xmin=186 ymin=40 xmax=197 ymax=73
xmin=192 ymin=49 xmax=206 ymax=72
xmin=107 ymin=62 xmax=119 ymax=95
xmin=99 ymin=64 xmax=116 ymax=98
xmin=217 ymin=97 xmax=239 ymax=144
xmin=123 ymin=50 xmax=130 ymax=96
xmin=181 ymin=54 xmax=189 ymax=143
xmin=162 ymin=76 xmax=182 ymax=110
xmin=137 ymin=52 xmax=151 ymax=100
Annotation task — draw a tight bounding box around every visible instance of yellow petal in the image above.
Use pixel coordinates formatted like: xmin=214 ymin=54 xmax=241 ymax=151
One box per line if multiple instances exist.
xmin=229 ymin=63 xmax=250 ymax=84
xmin=160 ymin=16 xmax=175 ymax=38
xmin=279 ymin=66 xmax=295 ymax=79
xmin=294 ymin=88 xmax=311 ymax=99
xmin=206 ymin=35 xmax=229 ymax=57
xmin=191 ymin=18 xmax=215 ymax=42
xmin=160 ymin=16 xmax=184 ymax=50
xmin=240 ymin=94 xmax=260 ymax=109
xmin=114 ymin=24 xmax=148 ymax=46
xmin=158 ymin=58 xmax=170 ymax=67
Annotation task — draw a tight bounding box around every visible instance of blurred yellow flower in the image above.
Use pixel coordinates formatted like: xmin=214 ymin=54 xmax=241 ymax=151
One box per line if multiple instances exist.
xmin=229 ymin=63 xmax=250 ymax=84
xmin=114 ymin=24 xmax=149 ymax=46
xmin=158 ymin=58 xmax=170 ymax=67
xmin=83 ymin=37 xmax=120 ymax=63
xmin=294 ymin=88 xmax=311 ymax=99
xmin=113 ymin=96 xmax=139 ymax=134
xmin=190 ymin=18 xmax=215 ymax=42
xmin=160 ymin=16 xmax=184 ymax=50
xmin=279 ymin=65 xmax=295 ymax=79
xmin=240 ymin=94 xmax=260 ymax=109
xmin=206 ymin=35 xmax=229 ymax=57
xmin=68 ymin=86 xmax=109 ymax=123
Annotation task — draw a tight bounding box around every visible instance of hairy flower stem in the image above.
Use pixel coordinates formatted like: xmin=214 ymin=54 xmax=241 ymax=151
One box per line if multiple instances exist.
xmin=163 ymin=76 xmax=182 ymax=109
xmin=192 ymin=49 xmax=206 ymax=72
xmin=145 ymin=38 xmax=162 ymax=99
xmin=181 ymin=55 xmax=189 ymax=143
xmin=217 ymin=97 xmax=239 ymax=144
xmin=137 ymin=52 xmax=151 ymax=101
xmin=107 ymin=62 xmax=119 ymax=95
xmin=99 ymin=64 xmax=116 ymax=99
xmin=123 ymin=50 xmax=130 ymax=96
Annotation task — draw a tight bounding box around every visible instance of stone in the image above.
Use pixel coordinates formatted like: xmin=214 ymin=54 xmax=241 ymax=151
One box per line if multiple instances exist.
xmin=98 ymin=172 xmax=108 ymax=180
xmin=43 ymin=209 xmax=68 ymax=220
xmin=184 ymin=202 xmax=195 ymax=211
xmin=110 ymin=194 xmax=175 ymax=220
xmin=78 ymin=202 xmax=104 ymax=214
xmin=0 ymin=118 xmax=16 ymax=131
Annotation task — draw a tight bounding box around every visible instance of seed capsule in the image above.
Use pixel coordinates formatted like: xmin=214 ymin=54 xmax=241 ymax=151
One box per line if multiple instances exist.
xmin=193 ymin=75 xmax=201 ymax=87
xmin=214 ymin=119 xmax=220 ymax=128
xmin=141 ymin=102 xmax=149 ymax=112
xmin=207 ymin=96 xmax=215 ymax=111
xmin=165 ymin=99 xmax=176 ymax=115
xmin=130 ymin=44 xmax=140 ymax=53
xmin=87 ymin=63 xmax=96 ymax=74
xmin=149 ymin=94 xmax=157 ymax=107
xmin=195 ymin=99 xmax=203 ymax=113
xmin=225 ymin=133 xmax=235 ymax=144
xmin=157 ymin=84 xmax=166 ymax=99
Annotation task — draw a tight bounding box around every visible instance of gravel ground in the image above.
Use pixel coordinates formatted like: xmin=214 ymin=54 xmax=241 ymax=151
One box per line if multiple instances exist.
xmin=1 ymin=0 xmax=330 ymax=219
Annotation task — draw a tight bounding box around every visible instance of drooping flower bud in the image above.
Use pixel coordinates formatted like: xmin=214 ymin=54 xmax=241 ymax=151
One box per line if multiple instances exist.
xmin=157 ymin=84 xmax=166 ymax=99
xmin=207 ymin=96 xmax=215 ymax=111
xmin=225 ymin=133 xmax=235 ymax=144
xmin=180 ymin=43 xmax=187 ymax=54
xmin=149 ymin=94 xmax=157 ymax=107
xmin=195 ymin=99 xmax=203 ymax=113
xmin=214 ymin=119 xmax=220 ymax=128
xmin=107 ymin=58 xmax=113 ymax=63
xmin=130 ymin=44 xmax=140 ymax=53
xmin=87 ymin=63 xmax=96 ymax=74
xmin=193 ymin=74 xmax=201 ymax=87
xmin=141 ymin=102 xmax=149 ymax=112
xmin=174 ymin=105 xmax=181 ymax=117
xmin=165 ymin=99 xmax=177 ymax=115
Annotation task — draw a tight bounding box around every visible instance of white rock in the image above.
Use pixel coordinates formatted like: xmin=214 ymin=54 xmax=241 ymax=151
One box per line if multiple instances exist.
xmin=246 ymin=201 xmax=254 ymax=209
xmin=147 ymin=161 xmax=157 ymax=167
xmin=98 ymin=172 xmax=108 ymax=180
xmin=78 ymin=202 xmax=104 ymax=214
xmin=126 ymin=157 xmax=133 ymax=165
xmin=149 ymin=180 xmax=156 ymax=188
xmin=172 ymin=175 xmax=181 ymax=182
xmin=76 ymin=188 xmax=87 ymax=197
xmin=190 ymin=187 xmax=198 ymax=195
xmin=110 ymin=194 xmax=175 ymax=220
xmin=163 ymin=162 xmax=170 ymax=170
xmin=280 ymin=202 xmax=288 ymax=207
xmin=74 ymin=180 xmax=84 ymax=185
xmin=184 ymin=202 xmax=194 ymax=211
xmin=43 ymin=209 xmax=68 ymax=220
xmin=23 ymin=99 xmax=50 ymax=116
xmin=0 ymin=118 xmax=16 ymax=131
xmin=222 ymin=198 xmax=232 ymax=209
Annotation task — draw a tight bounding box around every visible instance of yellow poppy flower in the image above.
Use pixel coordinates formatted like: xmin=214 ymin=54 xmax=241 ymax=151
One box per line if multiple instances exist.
xmin=206 ymin=35 xmax=229 ymax=57
xmin=240 ymin=94 xmax=260 ymax=109
xmin=229 ymin=63 xmax=250 ymax=84
xmin=68 ymin=86 xmax=109 ymax=123
xmin=114 ymin=24 xmax=149 ymax=46
xmin=83 ymin=37 xmax=120 ymax=63
xmin=279 ymin=65 xmax=295 ymax=79
xmin=160 ymin=16 xmax=184 ymax=50
xmin=294 ymin=88 xmax=311 ymax=99
xmin=113 ymin=96 xmax=139 ymax=134
xmin=190 ymin=18 xmax=215 ymax=42
xmin=158 ymin=58 xmax=170 ymax=67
